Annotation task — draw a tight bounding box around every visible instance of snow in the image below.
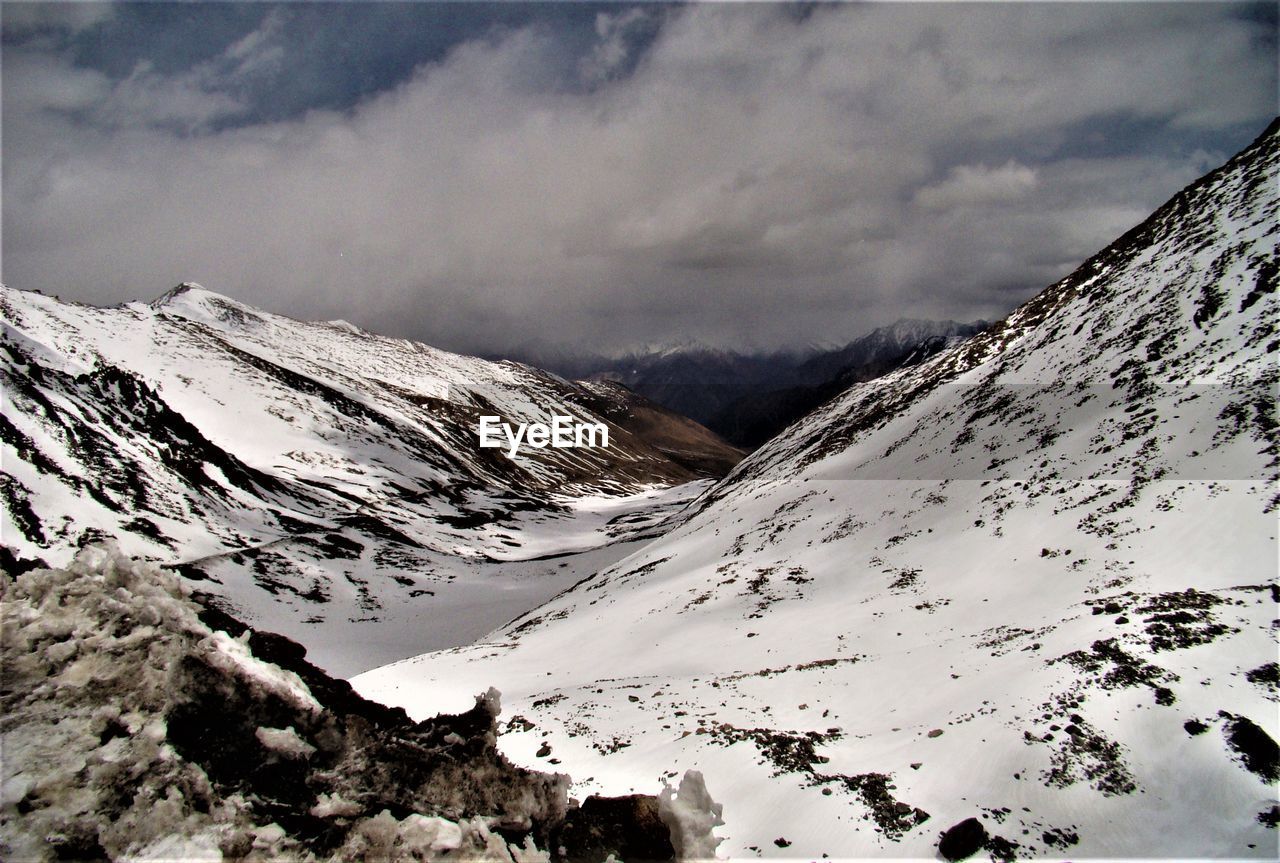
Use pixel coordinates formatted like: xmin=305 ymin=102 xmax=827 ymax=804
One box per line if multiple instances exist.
xmin=309 ymin=793 xmax=363 ymax=819
xmin=207 ymin=631 xmax=321 ymax=711
xmin=4 ymin=545 xmax=708 ymax=862
xmin=122 ymin=832 xmax=224 ymax=863
xmin=254 ymin=726 xmax=317 ymax=759
xmin=343 ymin=811 xmax=519 ymax=861
xmin=0 ymin=545 xmax=260 ymax=861
xmin=658 ymin=771 xmax=725 ymax=860
xmin=195 ymin=481 xmax=710 ymax=676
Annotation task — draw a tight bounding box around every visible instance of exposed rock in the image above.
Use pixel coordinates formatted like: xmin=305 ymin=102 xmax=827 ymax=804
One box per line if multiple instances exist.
xmin=551 ymin=795 xmax=674 ymax=863
xmin=938 ymin=817 xmax=988 ymax=861
xmin=1220 ymin=712 xmax=1280 ymax=782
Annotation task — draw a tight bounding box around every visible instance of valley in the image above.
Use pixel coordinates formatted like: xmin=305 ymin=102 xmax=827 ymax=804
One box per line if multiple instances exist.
xmin=0 ymin=284 xmax=733 ymax=675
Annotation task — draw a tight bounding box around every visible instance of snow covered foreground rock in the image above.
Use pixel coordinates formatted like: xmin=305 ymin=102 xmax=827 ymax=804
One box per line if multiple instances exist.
xmin=0 ymin=546 xmax=721 ymax=862
xmin=354 ymin=123 xmax=1280 ymax=858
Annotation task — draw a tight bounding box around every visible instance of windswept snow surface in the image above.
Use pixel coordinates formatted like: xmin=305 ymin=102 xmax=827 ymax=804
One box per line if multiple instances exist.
xmin=0 ymin=277 xmax=721 ymax=674
xmin=355 ymin=124 xmax=1280 ymax=858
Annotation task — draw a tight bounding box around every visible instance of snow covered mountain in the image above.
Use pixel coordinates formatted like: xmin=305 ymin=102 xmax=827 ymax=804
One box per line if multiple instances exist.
xmin=355 ymin=121 xmax=1280 ymax=859
xmin=0 ymin=284 xmax=740 ymax=673
xmin=792 ymin=318 xmax=989 ymax=387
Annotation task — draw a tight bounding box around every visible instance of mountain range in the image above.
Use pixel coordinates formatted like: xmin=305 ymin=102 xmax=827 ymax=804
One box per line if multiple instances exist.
xmin=0 ymin=284 xmax=740 ymax=673
xmin=2 ymin=116 xmax=1277 ymax=861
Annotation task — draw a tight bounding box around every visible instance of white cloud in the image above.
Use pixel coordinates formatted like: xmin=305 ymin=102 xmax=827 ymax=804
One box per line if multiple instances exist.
xmin=94 ymin=59 xmax=246 ymax=130
xmin=2 ymin=4 xmax=1274 ymax=354
xmin=2 ymin=48 xmax=110 ymax=113
xmin=3 ymin=10 xmax=291 ymax=134
xmin=915 ymin=162 xmax=1039 ymax=211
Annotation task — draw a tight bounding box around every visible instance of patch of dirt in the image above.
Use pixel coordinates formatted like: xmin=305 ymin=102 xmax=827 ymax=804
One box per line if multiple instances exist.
xmin=1038 ymin=716 xmax=1138 ymax=796
xmin=707 ymin=723 xmax=840 ymax=776
xmin=1133 ymin=589 xmax=1238 ymax=652
xmin=814 ymin=772 xmax=930 ymax=841
xmin=1051 ymin=637 xmax=1177 ymax=701
xmin=705 ymin=722 xmax=930 ymax=841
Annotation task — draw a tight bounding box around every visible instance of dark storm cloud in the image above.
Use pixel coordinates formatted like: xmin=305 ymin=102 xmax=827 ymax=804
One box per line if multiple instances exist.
xmin=2 ymin=2 xmax=1275 ymax=356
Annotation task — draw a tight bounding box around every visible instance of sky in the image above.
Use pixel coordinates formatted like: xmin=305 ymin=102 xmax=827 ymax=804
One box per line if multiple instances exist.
xmin=2 ymin=2 xmax=1276 ymax=358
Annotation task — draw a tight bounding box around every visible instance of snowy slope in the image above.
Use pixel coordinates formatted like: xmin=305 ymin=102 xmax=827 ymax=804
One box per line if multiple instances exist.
xmin=355 ymin=122 xmax=1280 ymax=859
xmin=0 ymin=285 xmax=731 ymax=673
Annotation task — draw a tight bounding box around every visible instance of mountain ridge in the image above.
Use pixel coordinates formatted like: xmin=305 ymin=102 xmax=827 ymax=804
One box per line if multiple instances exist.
xmin=0 ymin=283 xmax=740 ymax=674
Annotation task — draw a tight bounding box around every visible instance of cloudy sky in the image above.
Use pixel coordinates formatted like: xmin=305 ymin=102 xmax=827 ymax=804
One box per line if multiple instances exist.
xmin=3 ymin=2 xmax=1275 ymax=357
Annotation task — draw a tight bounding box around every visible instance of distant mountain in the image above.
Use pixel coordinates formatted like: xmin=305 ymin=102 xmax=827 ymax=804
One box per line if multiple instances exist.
xmin=0 ymin=284 xmax=740 ymax=673
xmin=571 ymin=345 xmax=815 ymax=429
xmin=710 ymin=319 xmax=988 ymax=448
xmin=518 ymin=320 xmax=987 ymax=448
xmin=356 ymin=122 xmax=1280 ymax=858
xmin=793 ymin=318 xmax=989 ymax=385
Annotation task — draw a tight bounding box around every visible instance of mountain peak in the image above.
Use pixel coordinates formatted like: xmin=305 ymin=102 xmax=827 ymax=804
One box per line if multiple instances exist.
xmin=148 ymin=283 xmax=269 ymax=329
xmin=149 ymin=282 xmax=206 ymax=306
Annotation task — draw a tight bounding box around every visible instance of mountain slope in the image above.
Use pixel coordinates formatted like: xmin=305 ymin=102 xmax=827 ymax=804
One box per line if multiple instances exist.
xmin=573 ymin=380 xmax=745 ymax=477
xmin=0 ymin=285 xmax=736 ymax=673
xmin=354 ymin=121 xmax=1280 ymax=858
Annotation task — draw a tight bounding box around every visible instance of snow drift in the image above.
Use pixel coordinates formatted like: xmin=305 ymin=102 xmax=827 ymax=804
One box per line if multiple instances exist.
xmin=0 ymin=545 xmax=720 ymax=861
